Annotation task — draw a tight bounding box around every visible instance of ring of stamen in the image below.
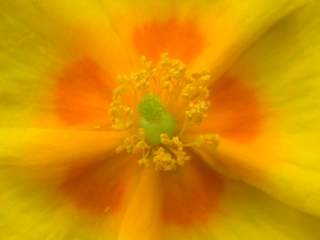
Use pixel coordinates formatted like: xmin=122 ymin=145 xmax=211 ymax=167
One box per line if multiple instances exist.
xmin=110 ymin=53 xmax=219 ymax=171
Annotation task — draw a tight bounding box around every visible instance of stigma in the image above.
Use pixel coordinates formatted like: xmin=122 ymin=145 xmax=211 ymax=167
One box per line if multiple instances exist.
xmin=110 ymin=53 xmax=219 ymax=171
xmin=138 ymin=94 xmax=177 ymax=145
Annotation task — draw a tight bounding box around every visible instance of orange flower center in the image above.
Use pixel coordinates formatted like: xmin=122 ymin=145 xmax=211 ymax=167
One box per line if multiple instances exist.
xmin=110 ymin=53 xmax=219 ymax=171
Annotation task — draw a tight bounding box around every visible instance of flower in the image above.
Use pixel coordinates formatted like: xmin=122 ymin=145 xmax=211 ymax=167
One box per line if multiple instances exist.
xmin=1 ymin=0 xmax=320 ymax=240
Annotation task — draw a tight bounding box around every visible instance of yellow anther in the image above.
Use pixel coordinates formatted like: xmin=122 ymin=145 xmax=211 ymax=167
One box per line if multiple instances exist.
xmin=159 ymin=134 xmax=190 ymax=168
xmin=110 ymin=101 xmax=133 ymax=130
xmin=160 ymin=133 xmax=171 ymax=145
xmin=160 ymin=134 xmax=183 ymax=149
xmin=194 ymin=134 xmax=220 ymax=147
xmin=185 ymin=100 xmax=210 ymax=124
xmin=138 ymin=156 xmax=150 ymax=167
xmin=116 ymin=129 xmax=148 ymax=154
xmin=172 ymin=148 xmax=190 ymax=166
xmin=152 ymin=147 xmax=177 ymax=171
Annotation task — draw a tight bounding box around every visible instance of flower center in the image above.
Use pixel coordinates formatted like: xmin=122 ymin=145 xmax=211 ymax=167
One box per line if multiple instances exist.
xmin=138 ymin=94 xmax=177 ymax=145
xmin=110 ymin=53 xmax=219 ymax=171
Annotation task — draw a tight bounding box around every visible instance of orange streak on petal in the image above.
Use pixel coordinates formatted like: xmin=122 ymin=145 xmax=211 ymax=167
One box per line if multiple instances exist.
xmin=133 ymin=18 xmax=205 ymax=64
xmin=118 ymin=169 xmax=161 ymax=240
xmin=55 ymin=58 xmax=113 ymax=126
xmin=160 ymin=156 xmax=223 ymax=227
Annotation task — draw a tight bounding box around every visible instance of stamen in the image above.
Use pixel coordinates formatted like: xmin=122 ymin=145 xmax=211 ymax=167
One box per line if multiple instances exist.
xmin=110 ymin=53 xmax=218 ymax=171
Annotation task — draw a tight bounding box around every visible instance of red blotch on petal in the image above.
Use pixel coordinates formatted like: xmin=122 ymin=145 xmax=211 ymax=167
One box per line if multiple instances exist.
xmin=60 ymin=155 xmax=134 ymax=216
xmin=133 ymin=18 xmax=205 ymax=64
xmin=201 ymin=75 xmax=264 ymax=142
xmin=160 ymin=157 xmax=223 ymax=227
xmin=55 ymin=58 xmax=113 ymax=126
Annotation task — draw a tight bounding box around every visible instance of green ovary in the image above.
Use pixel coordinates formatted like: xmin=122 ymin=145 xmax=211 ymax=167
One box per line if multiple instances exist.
xmin=138 ymin=95 xmax=177 ymax=145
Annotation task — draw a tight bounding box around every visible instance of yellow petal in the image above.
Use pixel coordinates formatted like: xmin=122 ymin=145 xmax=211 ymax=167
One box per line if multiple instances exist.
xmin=200 ymin=1 xmax=320 ymax=216
xmin=0 ymin=1 xmax=62 ymax=126
xmin=163 ymin=180 xmax=320 ymax=240
xmin=0 ymin=128 xmax=124 ymax=181
xmin=118 ymin=169 xmax=161 ymax=240
xmin=193 ymin=0 xmax=307 ymax=75
xmin=98 ymin=0 xmax=306 ymax=72
xmin=99 ymin=0 xmax=207 ymax=65
xmin=0 ymin=128 xmax=132 ymax=239
xmin=0 ymin=167 xmax=121 ymax=239
xmin=0 ymin=1 xmax=131 ymax=127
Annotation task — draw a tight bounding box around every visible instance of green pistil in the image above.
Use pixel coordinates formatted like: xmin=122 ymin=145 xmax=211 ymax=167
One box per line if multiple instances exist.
xmin=138 ymin=95 xmax=177 ymax=145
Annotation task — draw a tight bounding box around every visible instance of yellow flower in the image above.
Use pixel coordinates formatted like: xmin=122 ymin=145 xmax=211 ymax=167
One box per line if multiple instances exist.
xmin=1 ymin=1 xmax=320 ymax=239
